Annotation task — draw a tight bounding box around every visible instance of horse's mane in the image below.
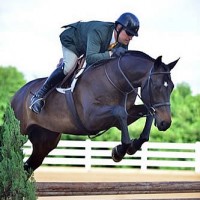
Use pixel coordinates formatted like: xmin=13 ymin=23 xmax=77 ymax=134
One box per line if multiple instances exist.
xmin=86 ymin=50 xmax=155 ymax=71
xmin=127 ymin=50 xmax=155 ymax=62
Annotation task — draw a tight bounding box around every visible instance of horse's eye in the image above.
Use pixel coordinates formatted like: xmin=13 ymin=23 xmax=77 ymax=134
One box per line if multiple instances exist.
xmin=164 ymin=81 xmax=168 ymax=87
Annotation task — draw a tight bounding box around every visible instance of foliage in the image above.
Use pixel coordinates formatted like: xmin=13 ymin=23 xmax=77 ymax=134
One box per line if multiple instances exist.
xmin=155 ymin=82 xmax=200 ymax=143
xmin=0 ymin=66 xmax=26 ymax=125
xmin=0 ymin=105 xmax=37 ymax=199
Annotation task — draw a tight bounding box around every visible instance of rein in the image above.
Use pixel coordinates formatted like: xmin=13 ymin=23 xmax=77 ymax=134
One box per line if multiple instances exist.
xmin=105 ymin=58 xmax=137 ymax=95
xmin=104 ymin=57 xmax=171 ymax=116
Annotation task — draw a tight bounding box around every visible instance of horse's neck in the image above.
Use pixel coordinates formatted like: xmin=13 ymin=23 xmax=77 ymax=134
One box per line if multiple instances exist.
xmin=79 ymin=55 xmax=154 ymax=92
xmin=120 ymin=56 xmax=153 ymax=88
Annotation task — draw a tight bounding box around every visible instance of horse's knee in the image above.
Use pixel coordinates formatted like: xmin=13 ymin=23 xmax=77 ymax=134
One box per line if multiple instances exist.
xmin=127 ymin=139 xmax=143 ymax=155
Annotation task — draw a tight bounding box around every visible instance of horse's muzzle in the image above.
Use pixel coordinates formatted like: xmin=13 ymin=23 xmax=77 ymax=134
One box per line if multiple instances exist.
xmin=156 ymin=119 xmax=171 ymax=131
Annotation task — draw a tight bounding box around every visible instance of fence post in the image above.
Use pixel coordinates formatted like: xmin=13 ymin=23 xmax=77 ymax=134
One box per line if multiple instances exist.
xmin=141 ymin=142 xmax=148 ymax=171
xmin=195 ymin=141 xmax=200 ymax=173
xmin=85 ymin=139 xmax=92 ymax=171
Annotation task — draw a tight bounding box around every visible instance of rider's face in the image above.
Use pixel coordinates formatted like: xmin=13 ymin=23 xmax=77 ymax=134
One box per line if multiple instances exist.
xmin=118 ymin=29 xmax=133 ymax=45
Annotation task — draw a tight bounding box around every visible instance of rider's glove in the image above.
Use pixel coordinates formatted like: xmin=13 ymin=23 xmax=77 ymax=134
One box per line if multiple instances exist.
xmin=111 ymin=47 xmax=127 ymax=57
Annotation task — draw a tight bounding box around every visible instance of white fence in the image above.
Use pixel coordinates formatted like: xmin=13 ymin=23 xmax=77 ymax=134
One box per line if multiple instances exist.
xmin=23 ymin=140 xmax=200 ymax=173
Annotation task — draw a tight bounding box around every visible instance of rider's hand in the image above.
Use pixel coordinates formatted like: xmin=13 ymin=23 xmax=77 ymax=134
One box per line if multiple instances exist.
xmin=111 ymin=47 xmax=127 ymax=57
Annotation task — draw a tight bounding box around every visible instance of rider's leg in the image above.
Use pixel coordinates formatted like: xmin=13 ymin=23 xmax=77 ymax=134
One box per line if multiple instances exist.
xmin=30 ymin=63 xmax=65 ymax=114
xmin=30 ymin=47 xmax=78 ymax=114
xmin=62 ymin=46 xmax=78 ymax=75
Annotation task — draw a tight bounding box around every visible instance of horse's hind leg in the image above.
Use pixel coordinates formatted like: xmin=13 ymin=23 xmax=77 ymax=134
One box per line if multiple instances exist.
xmin=24 ymin=126 xmax=61 ymax=173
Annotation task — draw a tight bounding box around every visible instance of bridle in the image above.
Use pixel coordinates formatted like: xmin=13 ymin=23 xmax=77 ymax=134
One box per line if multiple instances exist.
xmin=104 ymin=57 xmax=171 ymax=116
xmin=141 ymin=67 xmax=171 ymax=116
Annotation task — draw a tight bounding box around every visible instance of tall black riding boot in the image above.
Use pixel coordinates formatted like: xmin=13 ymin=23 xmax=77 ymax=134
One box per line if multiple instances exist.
xmin=30 ymin=66 xmax=66 ymax=114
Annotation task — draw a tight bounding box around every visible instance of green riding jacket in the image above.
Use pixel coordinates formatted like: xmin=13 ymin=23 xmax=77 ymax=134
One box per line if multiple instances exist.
xmin=60 ymin=21 xmax=128 ymax=65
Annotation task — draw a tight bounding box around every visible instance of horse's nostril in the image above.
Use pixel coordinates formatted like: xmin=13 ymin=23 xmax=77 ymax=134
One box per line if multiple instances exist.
xmin=160 ymin=120 xmax=171 ymax=130
xmin=161 ymin=121 xmax=165 ymax=127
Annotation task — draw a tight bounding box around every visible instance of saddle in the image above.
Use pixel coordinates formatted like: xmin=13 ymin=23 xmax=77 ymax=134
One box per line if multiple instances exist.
xmin=56 ymin=55 xmax=114 ymax=93
xmin=56 ymin=55 xmax=86 ymax=93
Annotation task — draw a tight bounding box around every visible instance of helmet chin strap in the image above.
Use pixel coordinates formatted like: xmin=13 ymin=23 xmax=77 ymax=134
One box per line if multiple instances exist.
xmin=115 ymin=26 xmax=123 ymax=42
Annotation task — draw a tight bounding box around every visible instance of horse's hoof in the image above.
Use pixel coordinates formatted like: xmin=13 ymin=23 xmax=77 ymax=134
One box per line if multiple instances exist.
xmin=24 ymin=162 xmax=33 ymax=178
xmin=111 ymin=145 xmax=127 ymax=162
xmin=112 ymin=146 xmax=123 ymax=162
xmin=127 ymin=139 xmax=139 ymax=155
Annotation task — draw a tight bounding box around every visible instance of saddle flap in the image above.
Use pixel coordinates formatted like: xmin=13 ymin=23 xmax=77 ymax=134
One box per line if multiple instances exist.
xmin=57 ymin=55 xmax=86 ymax=93
xmin=61 ymin=55 xmax=85 ymax=87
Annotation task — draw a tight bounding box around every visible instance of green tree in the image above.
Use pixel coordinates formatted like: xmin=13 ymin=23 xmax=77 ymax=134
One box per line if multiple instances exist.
xmin=149 ymin=82 xmax=200 ymax=143
xmin=0 ymin=66 xmax=26 ymax=124
xmin=0 ymin=105 xmax=36 ymax=199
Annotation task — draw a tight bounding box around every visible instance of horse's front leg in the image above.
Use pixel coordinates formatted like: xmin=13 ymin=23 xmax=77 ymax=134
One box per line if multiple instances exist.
xmin=111 ymin=106 xmax=131 ymax=162
xmin=127 ymin=115 xmax=154 ymax=155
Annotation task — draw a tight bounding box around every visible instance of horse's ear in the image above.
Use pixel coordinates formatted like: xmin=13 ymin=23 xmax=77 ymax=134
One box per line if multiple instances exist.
xmin=154 ymin=56 xmax=162 ymax=69
xmin=168 ymin=58 xmax=180 ymax=71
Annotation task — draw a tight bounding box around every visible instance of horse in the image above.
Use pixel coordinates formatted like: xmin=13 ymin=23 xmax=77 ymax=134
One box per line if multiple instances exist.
xmin=11 ymin=51 xmax=179 ymax=173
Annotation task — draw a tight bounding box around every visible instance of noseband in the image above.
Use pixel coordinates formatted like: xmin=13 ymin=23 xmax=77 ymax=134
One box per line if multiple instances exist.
xmin=104 ymin=57 xmax=171 ymax=116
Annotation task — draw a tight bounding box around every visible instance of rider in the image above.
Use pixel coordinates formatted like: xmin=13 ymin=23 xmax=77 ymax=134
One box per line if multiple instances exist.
xmin=30 ymin=12 xmax=140 ymax=114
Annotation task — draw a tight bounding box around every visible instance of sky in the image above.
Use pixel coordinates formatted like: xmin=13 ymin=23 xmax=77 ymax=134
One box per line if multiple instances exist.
xmin=0 ymin=0 xmax=200 ymax=94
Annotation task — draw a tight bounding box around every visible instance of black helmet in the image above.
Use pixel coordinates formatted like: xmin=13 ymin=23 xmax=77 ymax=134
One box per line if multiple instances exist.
xmin=115 ymin=12 xmax=140 ymax=37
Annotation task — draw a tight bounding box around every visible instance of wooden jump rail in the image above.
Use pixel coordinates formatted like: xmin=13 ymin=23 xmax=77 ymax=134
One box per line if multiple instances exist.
xmin=36 ymin=181 xmax=200 ymax=196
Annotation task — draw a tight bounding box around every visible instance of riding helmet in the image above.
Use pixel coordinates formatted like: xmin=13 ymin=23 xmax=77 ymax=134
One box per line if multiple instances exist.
xmin=115 ymin=12 xmax=140 ymax=37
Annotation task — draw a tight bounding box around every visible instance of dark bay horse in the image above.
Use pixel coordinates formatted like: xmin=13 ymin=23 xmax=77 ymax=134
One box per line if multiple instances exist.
xmin=11 ymin=51 xmax=179 ymax=172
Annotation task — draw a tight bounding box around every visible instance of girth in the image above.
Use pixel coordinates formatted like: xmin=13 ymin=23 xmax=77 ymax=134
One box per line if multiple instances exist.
xmin=65 ymin=90 xmax=94 ymax=134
